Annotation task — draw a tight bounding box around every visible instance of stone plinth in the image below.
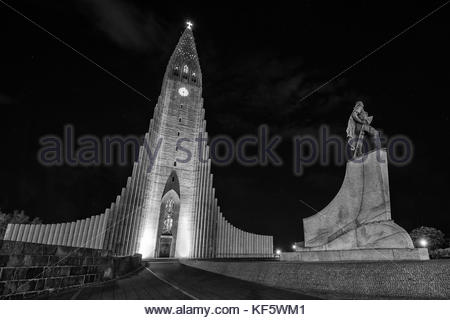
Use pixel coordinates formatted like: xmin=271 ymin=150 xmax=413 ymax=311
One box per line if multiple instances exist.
xmin=281 ymin=248 xmax=429 ymax=262
xmin=299 ymin=149 xmax=427 ymax=260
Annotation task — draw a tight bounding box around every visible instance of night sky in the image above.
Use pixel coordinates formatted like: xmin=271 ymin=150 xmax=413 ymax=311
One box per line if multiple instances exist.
xmin=0 ymin=1 xmax=449 ymax=250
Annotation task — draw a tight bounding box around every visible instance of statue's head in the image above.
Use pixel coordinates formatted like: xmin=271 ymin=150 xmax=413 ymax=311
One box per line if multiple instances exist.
xmin=354 ymin=101 xmax=364 ymax=112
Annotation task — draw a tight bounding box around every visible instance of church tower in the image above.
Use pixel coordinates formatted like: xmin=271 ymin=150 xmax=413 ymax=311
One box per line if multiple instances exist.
xmin=137 ymin=23 xmax=207 ymax=259
xmin=3 ymin=22 xmax=274 ymax=261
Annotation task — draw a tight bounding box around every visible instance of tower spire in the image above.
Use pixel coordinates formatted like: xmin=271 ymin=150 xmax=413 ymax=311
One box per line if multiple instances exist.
xmin=164 ymin=21 xmax=202 ymax=87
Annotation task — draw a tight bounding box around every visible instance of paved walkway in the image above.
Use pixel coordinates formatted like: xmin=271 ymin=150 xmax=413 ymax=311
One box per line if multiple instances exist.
xmin=49 ymin=260 xmax=317 ymax=299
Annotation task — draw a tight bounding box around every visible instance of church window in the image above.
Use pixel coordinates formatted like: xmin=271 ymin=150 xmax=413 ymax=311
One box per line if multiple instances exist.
xmin=177 ymin=132 xmax=180 ymax=136
xmin=183 ymin=65 xmax=189 ymax=73
xmin=174 ymin=162 xmax=177 ymax=166
xmin=179 ymin=118 xmax=182 ymax=122
xmin=173 ymin=67 xmax=180 ymax=77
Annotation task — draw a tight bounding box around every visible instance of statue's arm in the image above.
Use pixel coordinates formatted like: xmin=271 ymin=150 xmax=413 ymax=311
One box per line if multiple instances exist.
xmin=352 ymin=112 xmax=365 ymax=124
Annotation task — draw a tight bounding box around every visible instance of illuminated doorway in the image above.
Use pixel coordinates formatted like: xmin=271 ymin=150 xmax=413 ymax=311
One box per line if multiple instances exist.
xmin=156 ymin=172 xmax=180 ymax=258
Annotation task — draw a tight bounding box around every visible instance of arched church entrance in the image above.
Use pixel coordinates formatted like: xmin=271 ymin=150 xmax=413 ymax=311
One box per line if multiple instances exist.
xmin=156 ymin=171 xmax=180 ymax=258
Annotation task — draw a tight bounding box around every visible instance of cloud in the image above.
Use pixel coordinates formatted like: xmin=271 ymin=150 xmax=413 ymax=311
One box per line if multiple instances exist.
xmin=208 ymin=53 xmax=360 ymax=138
xmin=80 ymin=0 xmax=168 ymax=52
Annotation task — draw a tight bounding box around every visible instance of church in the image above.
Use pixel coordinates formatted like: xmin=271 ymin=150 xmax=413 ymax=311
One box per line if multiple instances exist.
xmin=2 ymin=23 xmax=274 ymax=260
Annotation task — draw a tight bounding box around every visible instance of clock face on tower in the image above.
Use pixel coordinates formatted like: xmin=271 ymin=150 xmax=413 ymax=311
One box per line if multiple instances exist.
xmin=178 ymin=87 xmax=189 ymax=97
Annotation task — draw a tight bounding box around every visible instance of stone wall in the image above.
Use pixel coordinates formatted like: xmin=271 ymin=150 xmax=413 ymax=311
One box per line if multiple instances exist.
xmin=0 ymin=240 xmax=142 ymax=299
xmin=181 ymin=259 xmax=450 ymax=299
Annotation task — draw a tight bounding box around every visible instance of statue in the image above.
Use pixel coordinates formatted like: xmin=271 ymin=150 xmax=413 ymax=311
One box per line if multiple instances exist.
xmin=162 ymin=198 xmax=175 ymax=234
xmin=346 ymin=101 xmax=381 ymax=157
xmin=290 ymin=100 xmax=428 ymax=262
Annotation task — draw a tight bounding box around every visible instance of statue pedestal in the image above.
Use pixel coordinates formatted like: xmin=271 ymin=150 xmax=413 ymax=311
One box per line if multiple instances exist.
xmin=281 ymin=248 xmax=429 ymax=262
xmin=295 ymin=149 xmax=429 ymax=261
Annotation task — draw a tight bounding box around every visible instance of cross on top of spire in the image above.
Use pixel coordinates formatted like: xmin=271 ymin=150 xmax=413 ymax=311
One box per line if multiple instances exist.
xmin=186 ymin=21 xmax=193 ymax=30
